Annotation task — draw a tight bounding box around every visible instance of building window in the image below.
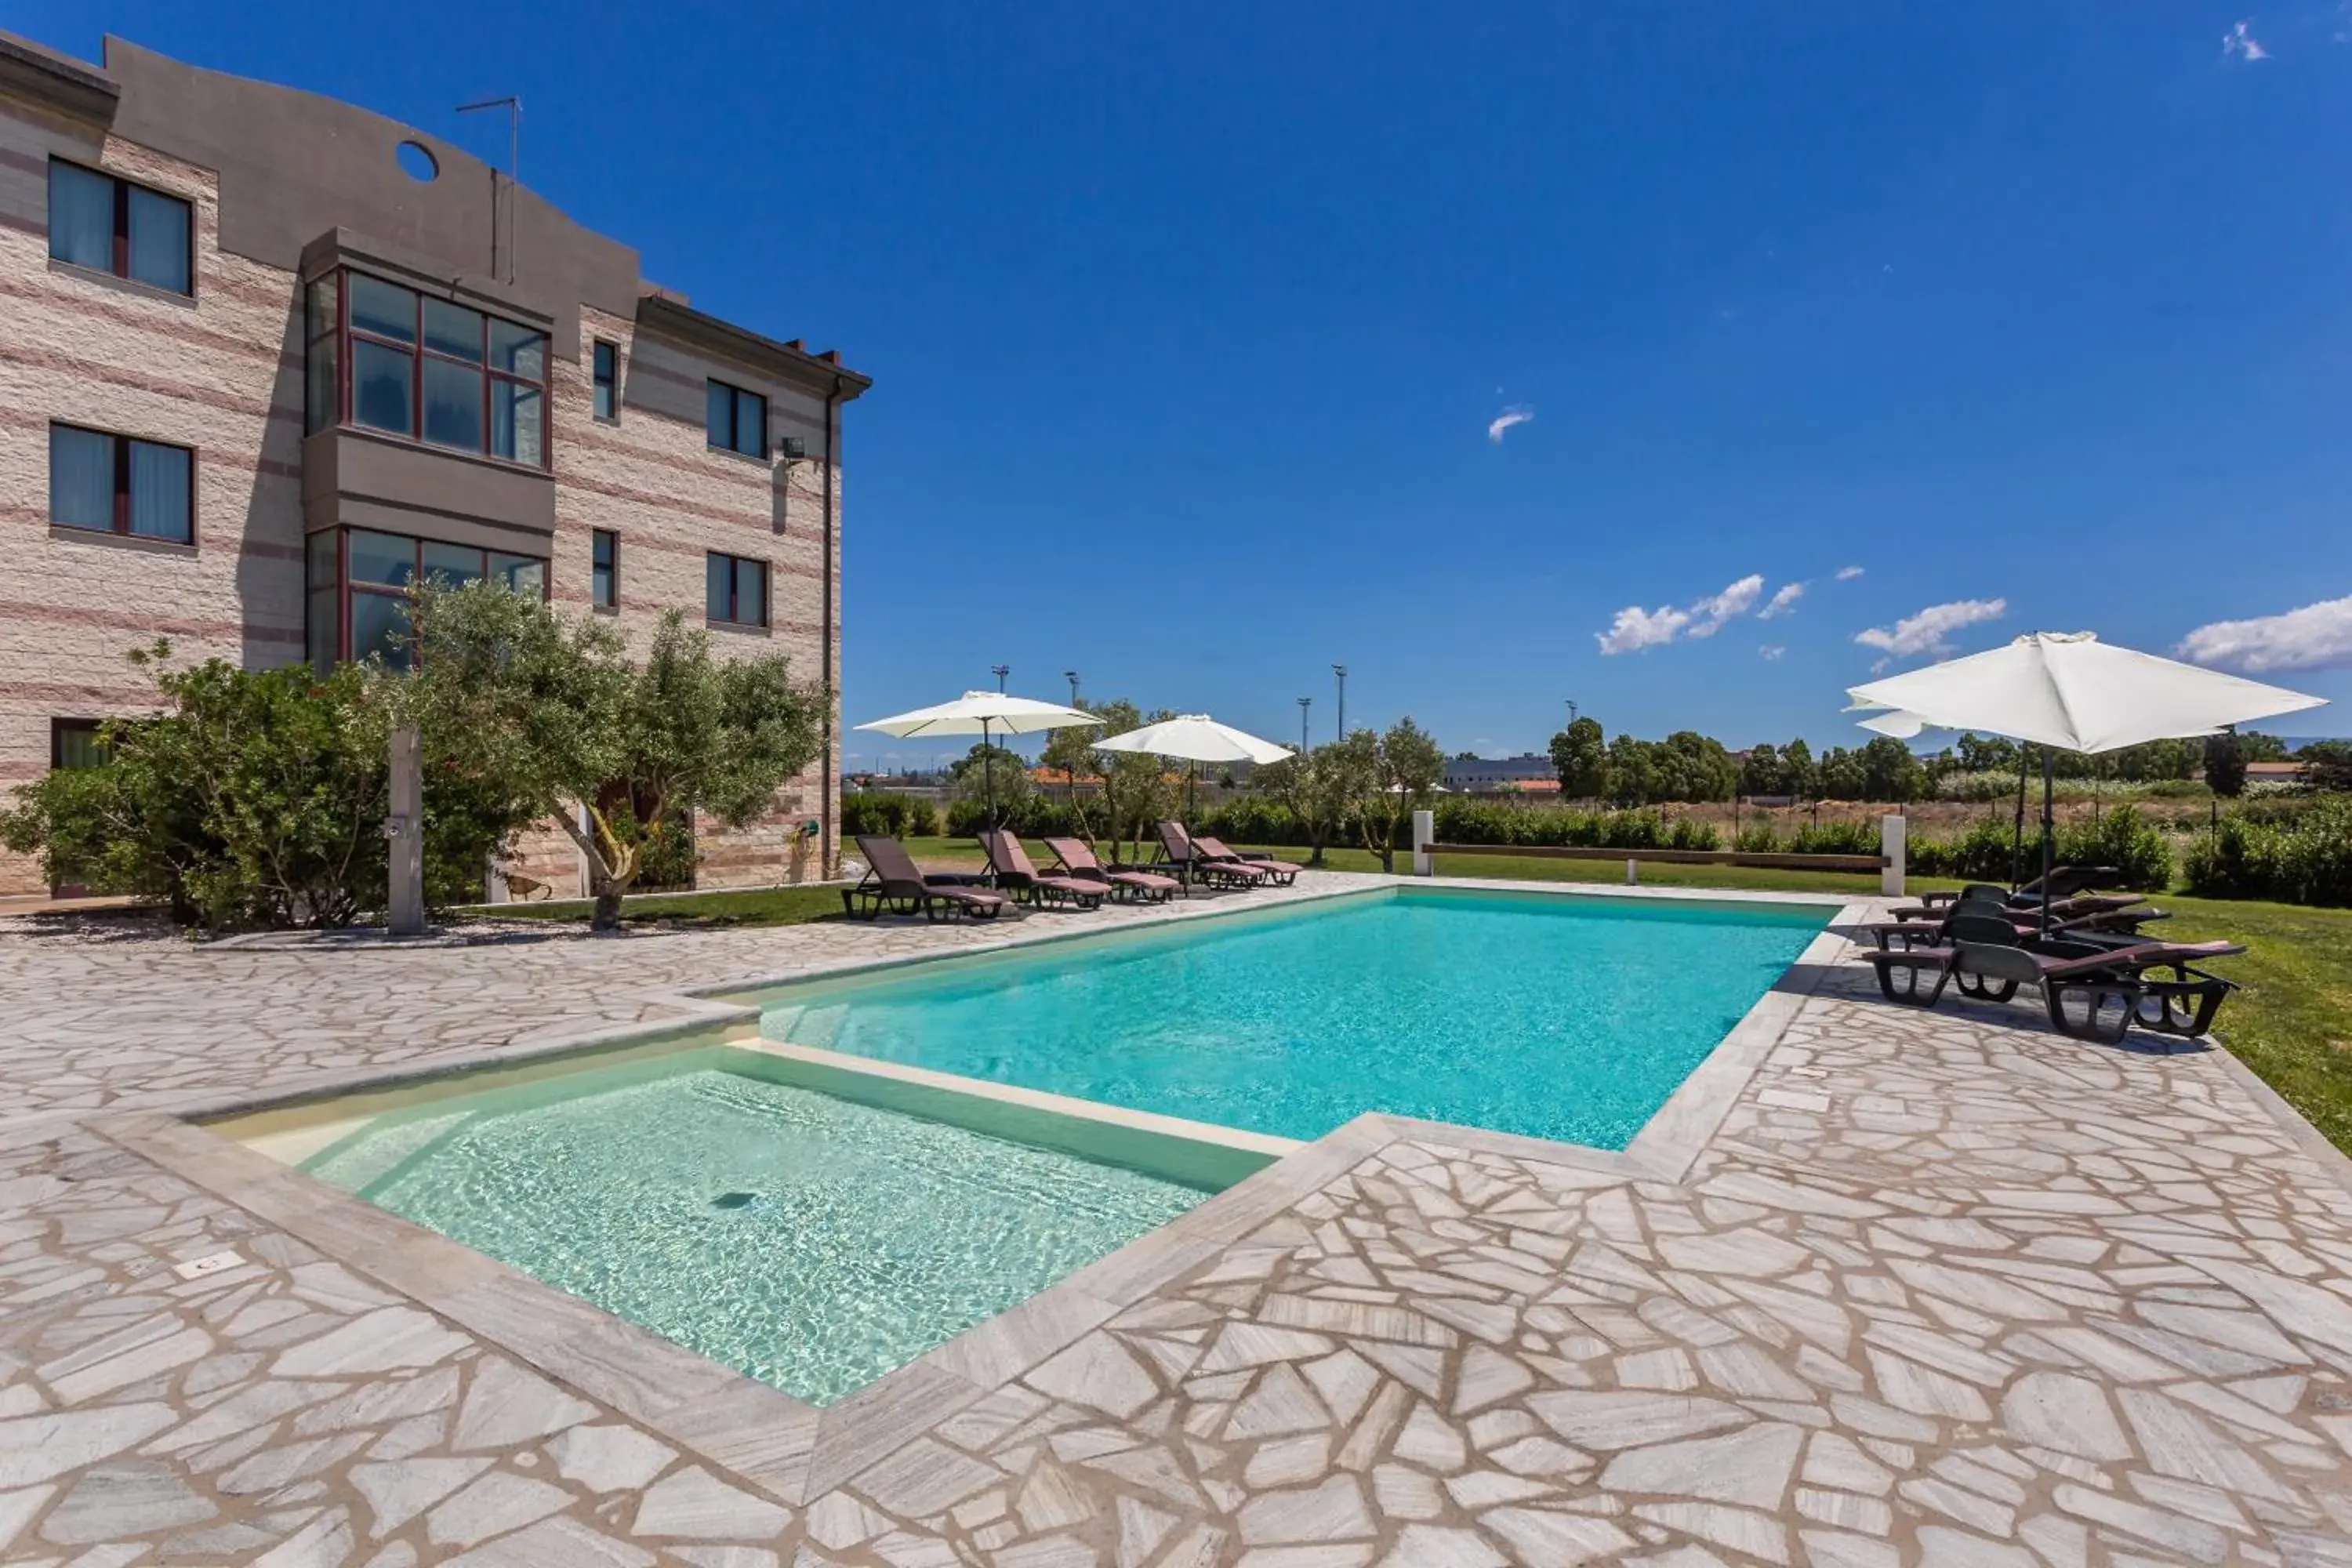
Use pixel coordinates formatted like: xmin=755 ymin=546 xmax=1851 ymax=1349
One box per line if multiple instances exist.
xmin=592 ymin=528 xmax=617 ymax=609
xmin=307 ymin=524 xmax=549 ymax=674
xmin=705 ymin=379 xmax=766 ymax=459
xmin=49 ymin=423 xmax=194 ymax=543
xmin=593 ymin=341 xmax=619 ymax=421
xmin=53 ymin=718 xmax=109 ymax=771
xmin=48 ymin=160 xmax=192 ymax=296
xmin=706 ymin=552 xmax=767 ymax=627
xmin=306 ymin=267 xmax=550 ymax=467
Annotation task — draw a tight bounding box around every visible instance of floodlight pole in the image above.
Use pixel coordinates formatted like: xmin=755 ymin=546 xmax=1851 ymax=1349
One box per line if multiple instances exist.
xmin=1298 ymin=696 xmax=1312 ymax=753
xmin=1333 ymin=664 xmax=1347 ymax=740
xmin=1065 ymin=670 xmax=1080 ymax=706
xmin=990 ymin=664 xmax=1009 ymax=694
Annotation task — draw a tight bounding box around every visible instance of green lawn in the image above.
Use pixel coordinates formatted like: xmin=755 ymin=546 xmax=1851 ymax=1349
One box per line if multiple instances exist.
xmin=488 ymin=837 xmax=2352 ymax=1157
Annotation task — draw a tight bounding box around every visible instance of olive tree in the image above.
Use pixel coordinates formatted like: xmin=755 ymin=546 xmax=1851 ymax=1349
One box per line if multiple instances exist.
xmin=404 ymin=581 xmax=825 ymax=930
xmin=1037 ymin=699 xmax=1177 ymax=862
xmin=1346 ymin=718 xmax=1446 ymax=873
xmin=1254 ymin=742 xmax=1358 ymax=868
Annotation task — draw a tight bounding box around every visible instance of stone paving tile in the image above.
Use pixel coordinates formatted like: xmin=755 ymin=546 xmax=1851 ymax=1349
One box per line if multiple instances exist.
xmin=4 ymin=881 xmax=2352 ymax=1564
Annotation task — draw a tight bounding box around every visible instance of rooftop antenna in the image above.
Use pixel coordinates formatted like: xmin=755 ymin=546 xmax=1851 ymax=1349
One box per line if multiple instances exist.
xmin=456 ymin=96 xmax=521 ymax=283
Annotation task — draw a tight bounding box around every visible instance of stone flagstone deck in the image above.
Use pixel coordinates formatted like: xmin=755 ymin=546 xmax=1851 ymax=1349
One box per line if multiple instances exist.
xmin=2 ymin=873 xmax=2351 ymax=1566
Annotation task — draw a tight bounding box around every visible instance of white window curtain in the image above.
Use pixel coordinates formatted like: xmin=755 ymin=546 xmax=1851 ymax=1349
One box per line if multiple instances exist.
xmin=48 ymin=426 xmax=113 ymax=531
xmin=128 ymin=441 xmax=191 ymax=541
xmin=46 ymin=163 xmax=113 ymax=272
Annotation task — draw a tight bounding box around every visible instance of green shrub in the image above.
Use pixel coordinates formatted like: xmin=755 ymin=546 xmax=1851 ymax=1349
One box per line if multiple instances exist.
xmin=1667 ymin=815 xmax=1719 ymax=851
xmin=2055 ymin=804 xmax=2172 ymax=891
xmin=1907 ymin=815 xmax=2027 ymax=883
xmin=0 ymin=653 xmax=524 ymax=931
xmin=1791 ymin=820 xmax=1878 ymax=856
xmin=842 ymin=790 xmax=937 ymax=839
xmin=2186 ymin=798 xmax=2352 ymax=906
xmin=1733 ymin=823 xmax=1780 ymax=853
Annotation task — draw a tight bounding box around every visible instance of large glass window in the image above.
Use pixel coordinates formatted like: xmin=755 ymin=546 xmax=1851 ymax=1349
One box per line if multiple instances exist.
xmin=706 ymin=551 xmax=767 ymax=627
xmin=53 ymin=719 xmax=110 ymax=772
xmin=593 ymin=342 xmax=618 ymax=420
xmin=706 ymin=379 xmax=767 ymax=458
xmin=308 ymin=525 xmax=550 ymax=673
xmin=592 ymin=528 xmax=617 ymax=608
xmin=49 ymin=423 xmax=194 ymax=543
xmin=48 ymin=160 xmax=192 ymax=295
xmin=310 ymin=268 xmax=550 ymax=467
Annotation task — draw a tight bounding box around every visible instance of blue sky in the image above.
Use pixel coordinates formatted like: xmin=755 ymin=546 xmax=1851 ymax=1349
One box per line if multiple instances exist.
xmin=24 ymin=2 xmax=2352 ymax=767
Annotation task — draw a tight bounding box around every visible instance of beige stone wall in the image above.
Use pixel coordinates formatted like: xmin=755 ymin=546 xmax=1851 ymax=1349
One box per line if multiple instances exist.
xmin=555 ymin=305 xmax=841 ymax=895
xmin=0 ymin=117 xmax=844 ymax=902
xmin=0 ymin=118 xmax=307 ymax=895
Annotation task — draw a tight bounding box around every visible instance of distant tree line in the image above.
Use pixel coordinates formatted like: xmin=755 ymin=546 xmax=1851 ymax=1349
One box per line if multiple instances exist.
xmin=1541 ymin=717 xmax=2315 ymax=806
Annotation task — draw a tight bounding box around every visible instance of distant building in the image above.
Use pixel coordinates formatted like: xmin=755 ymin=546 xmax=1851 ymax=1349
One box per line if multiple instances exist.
xmin=2244 ymin=760 xmax=2309 ymax=784
xmin=1443 ymin=753 xmax=1556 ymax=793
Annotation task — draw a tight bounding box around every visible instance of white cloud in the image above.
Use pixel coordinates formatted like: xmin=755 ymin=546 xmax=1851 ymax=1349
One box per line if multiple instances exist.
xmin=2178 ymin=594 xmax=2352 ymax=673
xmin=1686 ymin=574 xmax=1764 ymax=637
xmin=1759 ymin=644 xmax=1785 ymax=662
xmin=1595 ymin=604 xmax=1692 ymax=655
xmin=1486 ymin=405 xmax=1534 ymax=444
xmin=1853 ymin=597 xmax=2008 ymax=662
xmin=2223 ymin=19 xmax=2270 ymax=59
xmin=1758 ymin=582 xmax=1806 ymax=620
xmin=1595 ymin=573 xmax=1767 ymax=653
xmin=1835 ymin=564 xmax=1866 ymax=582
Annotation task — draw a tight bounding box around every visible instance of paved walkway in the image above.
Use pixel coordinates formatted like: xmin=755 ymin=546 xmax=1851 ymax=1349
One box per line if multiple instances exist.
xmin=2 ymin=878 xmax=2350 ymax=1566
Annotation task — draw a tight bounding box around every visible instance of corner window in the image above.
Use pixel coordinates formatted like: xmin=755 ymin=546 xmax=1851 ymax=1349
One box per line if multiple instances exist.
xmin=48 ymin=160 xmax=192 ymax=296
xmin=49 ymin=423 xmax=194 ymax=543
xmin=592 ymin=528 xmax=617 ymax=608
xmin=705 ymin=379 xmax=766 ymax=458
xmin=706 ymin=551 xmax=767 ymax=627
xmin=308 ymin=267 xmax=550 ymax=468
xmin=593 ymin=341 xmax=619 ymax=421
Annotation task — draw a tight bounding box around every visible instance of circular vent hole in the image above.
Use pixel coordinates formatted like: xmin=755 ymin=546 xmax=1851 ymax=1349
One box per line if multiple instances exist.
xmin=397 ymin=140 xmax=440 ymax=183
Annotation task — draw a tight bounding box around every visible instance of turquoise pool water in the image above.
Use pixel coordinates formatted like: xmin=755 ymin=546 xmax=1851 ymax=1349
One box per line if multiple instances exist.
xmin=761 ymin=887 xmax=1831 ymax=1149
xmin=301 ymin=1065 xmax=1207 ymax=1405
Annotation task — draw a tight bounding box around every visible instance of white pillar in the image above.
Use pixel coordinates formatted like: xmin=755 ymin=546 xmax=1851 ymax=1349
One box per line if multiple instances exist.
xmin=1625 ymin=858 xmax=1639 ymax=885
xmin=387 ymin=724 xmax=425 ymax=936
xmin=1411 ymin=809 xmax=1434 ymax=877
xmin=1881 ymin=813 xmax=1907 ymax=898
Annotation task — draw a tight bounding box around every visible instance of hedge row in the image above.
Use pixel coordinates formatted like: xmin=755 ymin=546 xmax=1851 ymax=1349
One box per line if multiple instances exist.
xmin=2185 ymin=797 xmax=2352 ymax=906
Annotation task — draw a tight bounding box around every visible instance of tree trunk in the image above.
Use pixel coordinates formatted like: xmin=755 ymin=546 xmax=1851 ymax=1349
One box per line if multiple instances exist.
xmin=591 ymin=884 xmax=625 ymax=931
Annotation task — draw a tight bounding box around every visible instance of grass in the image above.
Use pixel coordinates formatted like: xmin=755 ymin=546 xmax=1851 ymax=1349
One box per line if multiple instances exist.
xmin=488 ymin=835 xmax=2352 ymax=1157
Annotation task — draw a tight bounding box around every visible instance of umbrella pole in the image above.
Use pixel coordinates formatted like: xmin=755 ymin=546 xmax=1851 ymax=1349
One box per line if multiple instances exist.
xmin=2010 ymin=745 xmax=2028 ymax=890
xmin=983 ymin=718 xmax=996 ymax=839
xmin=2038 ymin=746 xmax=2056 ymax=936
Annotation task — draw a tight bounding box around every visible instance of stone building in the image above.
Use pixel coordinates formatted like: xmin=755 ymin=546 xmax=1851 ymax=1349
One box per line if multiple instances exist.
xmin=0 ymin=30 xmax=866 ymax=898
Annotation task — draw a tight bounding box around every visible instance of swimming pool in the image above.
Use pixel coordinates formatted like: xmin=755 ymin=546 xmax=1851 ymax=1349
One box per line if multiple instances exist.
xmin=756 ymin=885 xmax=1833 ymax=1149
xmin=281 ymin=1052 xmax=1219 ymax=1406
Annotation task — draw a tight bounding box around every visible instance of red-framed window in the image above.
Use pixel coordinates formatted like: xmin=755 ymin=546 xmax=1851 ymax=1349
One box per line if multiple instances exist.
xmin=48 ymin=423 xmax=194 ymax=543
xmin=307 ymin=525 xmax=550 ymax=674
xmin=303 ymin=268 xmax=550 ymax=470
xmin=705 ymin=551 xmax=768 ymax=628
xmin=47 ymin=159 xmax=192 ymax=295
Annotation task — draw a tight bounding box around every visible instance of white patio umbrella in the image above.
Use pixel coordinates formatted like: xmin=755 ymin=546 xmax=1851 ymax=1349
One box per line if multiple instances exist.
xmin=1095 ymin=714 xmax=1293 ymax=822
xmin=855 ymin=690 xmax=1099 ymax=830
xmin=1846 ymin=632 xmax=2324 ymax=919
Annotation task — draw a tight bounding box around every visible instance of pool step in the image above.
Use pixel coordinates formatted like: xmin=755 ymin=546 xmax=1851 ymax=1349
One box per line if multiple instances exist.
xmin=762 ymin=1002 xmax=848 ymax=1048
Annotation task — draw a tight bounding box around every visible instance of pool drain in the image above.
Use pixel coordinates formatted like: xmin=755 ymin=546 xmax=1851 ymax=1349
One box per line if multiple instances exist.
xmin=710 ymin=1191 xmax=757 ymax=1210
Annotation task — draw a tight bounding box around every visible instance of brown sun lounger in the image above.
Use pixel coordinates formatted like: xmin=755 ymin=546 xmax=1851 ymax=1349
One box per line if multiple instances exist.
xmin=979 ymin=829 xmax=1109 ymax=910
xmin=1042 ymin=837 xmax=1180 ymax=903
xmin=1153 ymin=822 xmax=1272 ymax=889
xmin=844 ymin=835 xmax=1009 ymax=922
xmin=1866 ymin=896 xmax=2169 ymax=953
xmin=1190 ymin=834 xmax=1302 ymax=886
xmin=1864 ymin=909 xmax=2241 ymax=1043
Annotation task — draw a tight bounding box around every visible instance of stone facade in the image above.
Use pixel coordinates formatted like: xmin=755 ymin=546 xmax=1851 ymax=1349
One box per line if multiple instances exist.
xmin=0 ymin=33 xmax=858 ymax=899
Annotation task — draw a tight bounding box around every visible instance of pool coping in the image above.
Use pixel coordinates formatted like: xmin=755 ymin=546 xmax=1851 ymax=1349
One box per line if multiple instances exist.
xmin=86 ymin=874 xmax=1864 ymax=1509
